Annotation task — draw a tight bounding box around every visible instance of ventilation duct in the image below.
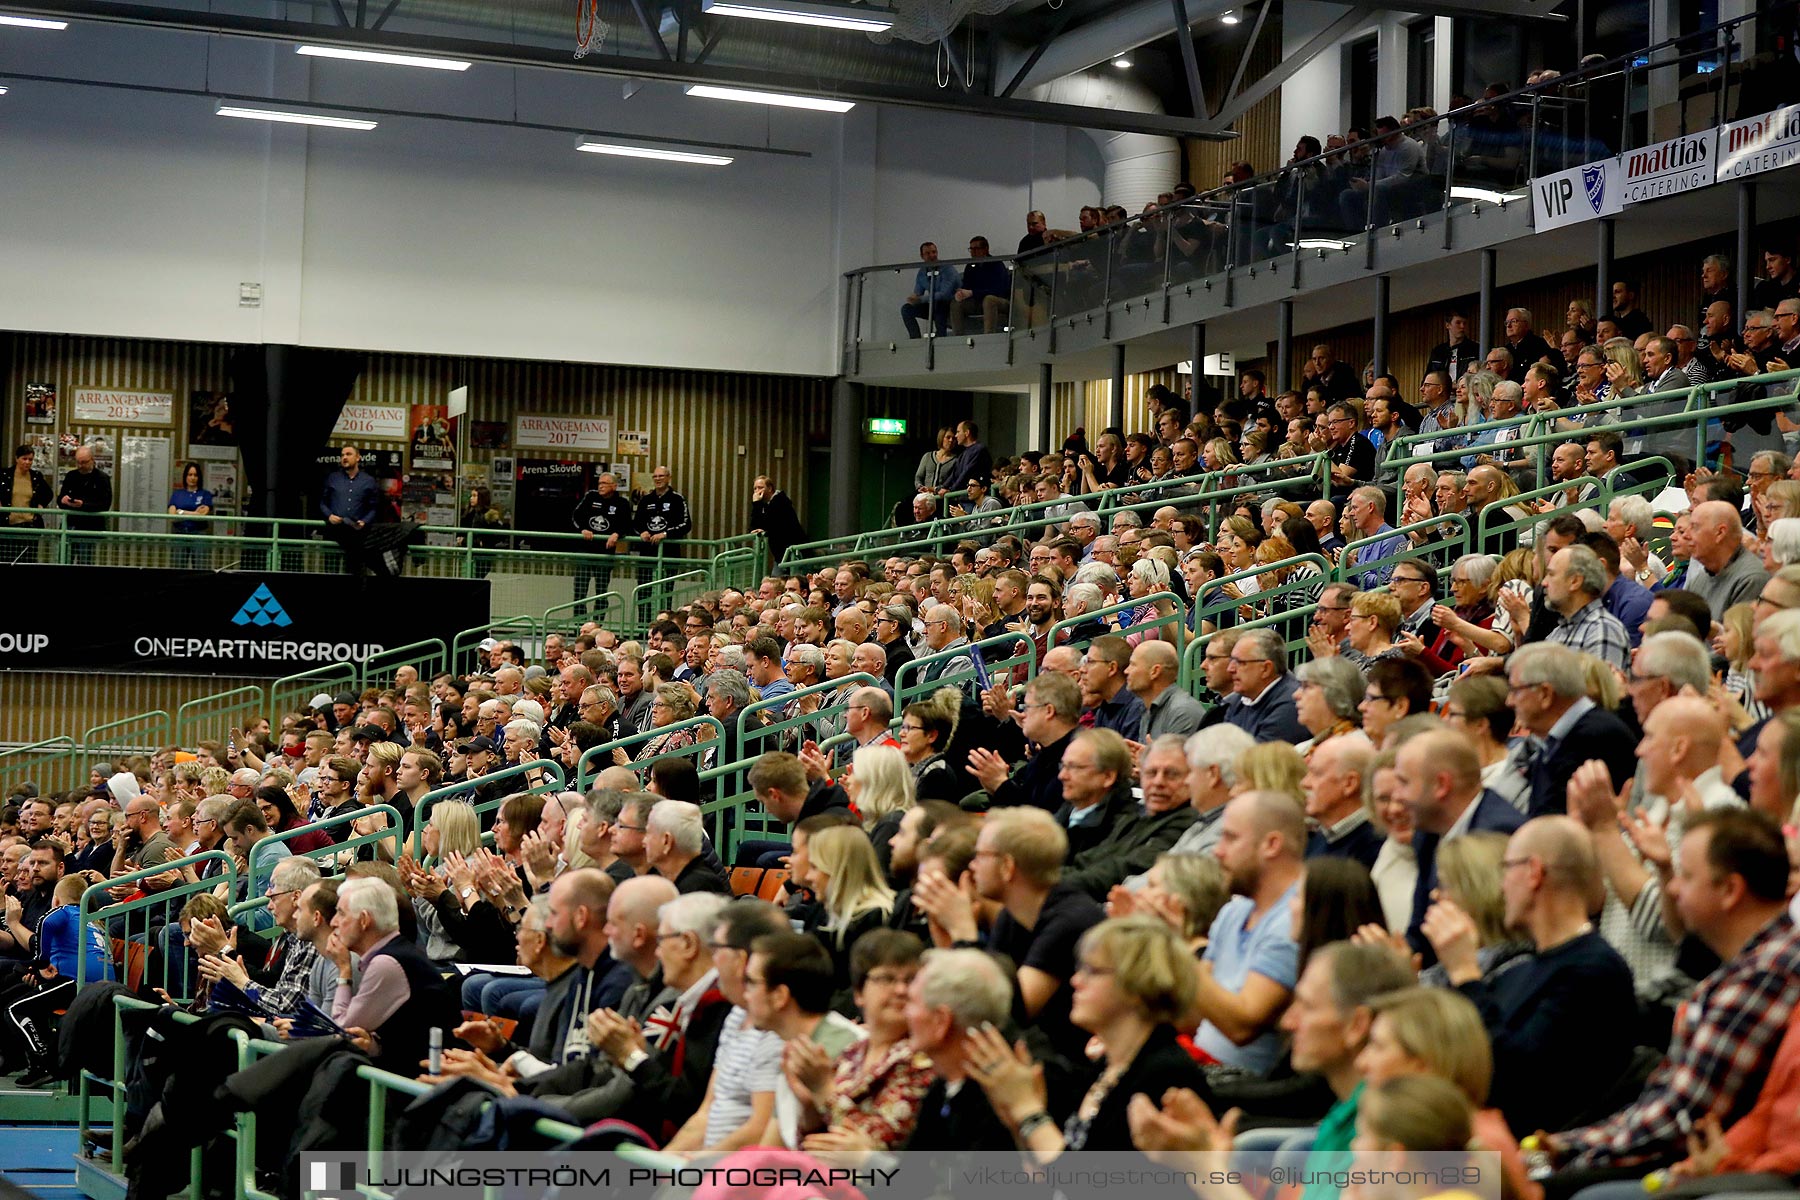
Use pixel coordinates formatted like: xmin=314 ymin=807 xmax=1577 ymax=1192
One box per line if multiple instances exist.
xmin=1031 ymin=70 xmax=1179 ymax=209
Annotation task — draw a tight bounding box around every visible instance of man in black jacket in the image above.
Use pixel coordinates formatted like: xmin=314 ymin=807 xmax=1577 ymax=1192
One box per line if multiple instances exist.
xmin=749 ymin=476 xmax=807 ymax=565
xmin=1062 ymin=734 xmax=1197 ymax=899
xmin=570 ymin=471 xmax=633 ymax=607
xmin=963 ymin=673 xmax=1080 ymax=813
xmin=903 ymin=947 xmax=1032 ymax=1150
xmin=635 ymin=465 xmax=692 ymax=588
xmin=56 ymin=444 xmax=111 ymax=565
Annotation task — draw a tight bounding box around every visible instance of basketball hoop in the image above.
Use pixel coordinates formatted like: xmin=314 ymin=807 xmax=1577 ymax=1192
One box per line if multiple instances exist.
xmin=575 ymin=0 xmax=609 ymax=58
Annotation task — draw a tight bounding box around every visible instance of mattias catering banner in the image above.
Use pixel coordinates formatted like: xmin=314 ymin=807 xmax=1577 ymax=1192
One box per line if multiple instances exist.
xmin=0 ymin=566 xmax=490 ymax=675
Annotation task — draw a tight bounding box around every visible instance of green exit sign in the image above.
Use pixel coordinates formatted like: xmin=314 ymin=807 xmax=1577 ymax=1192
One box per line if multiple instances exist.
xmin=866 ymin=417 xmax=907 ymax=436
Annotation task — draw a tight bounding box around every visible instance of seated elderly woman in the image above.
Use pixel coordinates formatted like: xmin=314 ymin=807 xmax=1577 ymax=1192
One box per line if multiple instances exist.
xmin=1343 ymin=591 xmax=1406 ymax=668
xmin=966 ymin=915 xmax=1210 ymax=1154
xmin=1293 ymin=657 xmax=1365 ymax=756
xmin=616 ymin=682 xmax=702 ymax=765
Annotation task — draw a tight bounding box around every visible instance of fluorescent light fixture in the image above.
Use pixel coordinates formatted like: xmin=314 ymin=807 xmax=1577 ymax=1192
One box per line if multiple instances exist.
xmin=0 ymin=14 xmax=67 ymax=27
xmin=684 ymin=83 xmax=854 ymax=112
xmin=1221 ymin=9 xmax=1240 ymax=22
xmin=1449 ymin=185 xmax=1521 ymax=205
xmin=0 ymin=87 xmax=8 ymax=94
xmin=215 ymin=101 xmax=378 ymax=130
xmin=1294 ymin=238 xmax=1354 ymax=251
xmin=1111 ymin=56 xmax=1132 ymax=68
xmin=701 ymin=0 xmax=893 ymax=32
xmin=296 ymin=44 xmax=471 ymax=70
xmin=577 ymin=138 xmax=733 ymax=165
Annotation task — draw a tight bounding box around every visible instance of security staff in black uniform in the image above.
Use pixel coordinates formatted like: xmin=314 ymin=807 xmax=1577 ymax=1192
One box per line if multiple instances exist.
xmin=570 ymin=471 xmax=634 ymax=607
xmin=634 ymin=464 xmax=692 ymax=590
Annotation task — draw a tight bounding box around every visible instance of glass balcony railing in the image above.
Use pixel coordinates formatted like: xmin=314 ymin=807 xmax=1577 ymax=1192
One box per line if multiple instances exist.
xmin=843 ymin=1 xmax=1791 ymax=367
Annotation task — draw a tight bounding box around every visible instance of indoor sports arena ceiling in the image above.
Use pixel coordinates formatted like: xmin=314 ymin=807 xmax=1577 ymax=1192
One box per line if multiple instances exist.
xmin=2 ymin=0 xmax=1568 ymax=137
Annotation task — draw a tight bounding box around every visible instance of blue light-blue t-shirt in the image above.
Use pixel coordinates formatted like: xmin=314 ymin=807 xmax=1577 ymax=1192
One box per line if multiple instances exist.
xmin=1192 ymin=879 xmax=1301 ymax=1073
xmin=39 ymin=905 xmax=115 ymax=983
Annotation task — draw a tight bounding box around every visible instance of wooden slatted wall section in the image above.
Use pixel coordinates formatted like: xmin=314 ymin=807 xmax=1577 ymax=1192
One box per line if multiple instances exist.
xmin=3 ymin=335 xmax=981 ymax=542
xmin=1186 ymin=16 xmax=1286 ymax=188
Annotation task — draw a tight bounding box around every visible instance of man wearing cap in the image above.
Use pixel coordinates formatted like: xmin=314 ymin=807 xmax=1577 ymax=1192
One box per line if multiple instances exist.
xmin=329 ymin=692 xmax=359 ymax=734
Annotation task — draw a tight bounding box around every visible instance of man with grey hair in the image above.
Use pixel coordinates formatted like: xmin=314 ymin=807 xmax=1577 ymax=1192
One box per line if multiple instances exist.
xmin=327 ymin=875 xmax=458 ymax=1070
xmin=646 ymin=800 xmax=727 ymax=895
xmin=1061 ymin=582 xmax=1108 ymax=643
xmin=1302 ymin=735 xmax=1382 ymax=869
xmin=1686 ymin=500 xmax=1770 ymax=618
xmin=904 ymin=947 xmax=1028 ymax=1150
xmin=917 ymin=604 xmax=974 ymax=695
xmin=1110 ymin=509 xmax=1143 ymax=537
xmin=1164 ymin=723 xmax=1256 ymax=858
xmin=1508 ymin=642 xmax=1635 ymax=817
xmin=849 ymin=641 xmax=889 ymax=694
xmin=1067 ymin=511 xmax=1102 ymax=561
xmin=1341 ymin=485 xmax=1405 ymax=589
xmin=1086 ymin=535 xmax=1120 ymax=570
xmin=1606 ymin=494 xmax=1665 ymax=584
xmin=1543 ymin=545 xmax=1630 ymax=670
xmin=1073 ymin=561 xmax=1120 ymax=607
xmin=1221 ymin=628 xmax=1308 ymax=743
xmin=843 ymin=685 xmax=898 ymax=757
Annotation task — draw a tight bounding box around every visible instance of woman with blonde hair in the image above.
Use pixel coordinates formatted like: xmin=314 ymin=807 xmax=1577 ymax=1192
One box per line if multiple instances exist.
xmin=967 ymin=916 xmax=1209 ymax=1154
xmin=959 ymin=574 xmax=997 ymax=632
xmin=1110 ymin=852 xmax=1230 ymax=954
xmin=421 ymin=798 xmax=481 ymax=867
xmin=1420 ymin=831 xmax=1531 ymax=987
xmin=1123 ymin=556 xmax=1179 ymax=647
xmin=846 ymin=744 xmax=915 ymax=869
xmin=1233 ymin=742 xmax=1306 ymax=805
xmin=1346 ymin=591 xmax=1405 ymax=665
xmin=805 ymin=824 xmax=896 ymax=994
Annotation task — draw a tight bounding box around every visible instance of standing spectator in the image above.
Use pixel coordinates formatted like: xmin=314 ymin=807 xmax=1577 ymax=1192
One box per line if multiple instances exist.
xmin=635 ymin=465 xmax=692 ymax=583
xmin=900 ymin=242 xmax=957 ymax=339
xmin=749 ymin=476 xmax=807 ymax=566
xmin=166 ymin=461 xmax=214 ymax=571
xmin=319 ymin=444 xmax=379 ymax=576
xmin=570 ymin=471 xmax=634 ymax=606
xmin=57 ymin=443 xmax=113 ymax=565
xmin=4 ymin=444 xmax=52 ymax=563
xmin=945 ymin=420 xmax=994 ymax=493
xmin=1429 ymin=310 xmax=1482 ymax=382
xmin=914 ymin=427 xmax=961 ymax=495
xmin=1607 ymin=279 xmax=1655 ymax=341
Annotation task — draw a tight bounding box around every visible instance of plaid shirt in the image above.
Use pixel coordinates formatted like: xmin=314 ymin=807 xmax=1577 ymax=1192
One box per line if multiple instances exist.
xmin=245 ymin=934 xmax=320 ymax=1016
xmin=1546 ymin=598 xmax=1631 ymax=671
xmin=1559 ymin=912 xmax=1800 ymax=1170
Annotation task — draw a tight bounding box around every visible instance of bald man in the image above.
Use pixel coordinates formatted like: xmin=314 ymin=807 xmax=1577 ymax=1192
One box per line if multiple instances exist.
xmin=1126 ymin=640 xmax=1207 ymax=741
xmin=1686 ymin=500 xmax=1770 ymax=618
xmin=1423 ymin=816 xmax=1636 ymax=1135
xmin=1190 ymin=790 xmax=1306 ymax=1074
xmin=1394 ymin=729 xmax=1525 ymax=959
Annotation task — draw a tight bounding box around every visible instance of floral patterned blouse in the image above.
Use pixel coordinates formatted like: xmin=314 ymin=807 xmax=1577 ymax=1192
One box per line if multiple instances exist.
xmin=827 ymin=1037 xmax=936 ymax=1148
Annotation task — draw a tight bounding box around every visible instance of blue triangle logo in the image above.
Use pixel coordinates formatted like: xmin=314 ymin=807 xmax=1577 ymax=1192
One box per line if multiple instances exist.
xmin=230 ymin=583 xmax=293 ymax=628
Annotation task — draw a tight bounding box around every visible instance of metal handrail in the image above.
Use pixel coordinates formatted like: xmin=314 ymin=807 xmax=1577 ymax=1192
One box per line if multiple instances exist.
xmin=248 ymin=802 xmax=407 ymax=898
xmin=408 ymin=757 xmax=567 ymax=855
xmin=573 ymin=713 xmax=728 ymax=790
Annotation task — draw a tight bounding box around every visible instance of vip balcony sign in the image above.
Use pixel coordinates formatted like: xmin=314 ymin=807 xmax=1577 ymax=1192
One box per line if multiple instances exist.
xmin=1533 ymin=160 xmax=1622 ymax=231
xmin=0 ymin=565 xmax=489 ymax=675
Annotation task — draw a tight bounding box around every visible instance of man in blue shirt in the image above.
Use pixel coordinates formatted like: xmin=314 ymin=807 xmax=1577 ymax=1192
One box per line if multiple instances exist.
xmin=900 ymin=242 xmax=958 ymax=339
xmin=1191 ymin=791 xmax=1304 ymax=1072
xmin=1342 ymin=485 xmax=1407 ymax=590
xmin=320 ymin=445 xmax=381 ymax=575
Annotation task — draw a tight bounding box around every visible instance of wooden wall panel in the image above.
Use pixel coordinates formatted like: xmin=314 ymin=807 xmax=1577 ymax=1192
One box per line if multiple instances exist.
xmin=1186 ymin=17 xmax=1286 ymax=189
xmin=3 ymin=334 xmax=985 ymax=544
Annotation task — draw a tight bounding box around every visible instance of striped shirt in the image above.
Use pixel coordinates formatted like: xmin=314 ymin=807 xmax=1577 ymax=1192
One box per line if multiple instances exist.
xmin=704 ymin=1006 xmax=783 ymax=1147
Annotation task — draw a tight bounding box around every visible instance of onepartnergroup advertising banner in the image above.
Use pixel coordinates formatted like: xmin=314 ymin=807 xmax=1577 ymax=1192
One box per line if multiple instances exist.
xmin=1532 ymin=101 xmax=1800 ymax=230
xmin=0 ymin=566 xmax=489 ymax=675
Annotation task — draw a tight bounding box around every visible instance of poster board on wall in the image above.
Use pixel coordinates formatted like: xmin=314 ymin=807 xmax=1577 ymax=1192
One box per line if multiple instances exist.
xmin=119 ymin=435 xmax=172 ymax=534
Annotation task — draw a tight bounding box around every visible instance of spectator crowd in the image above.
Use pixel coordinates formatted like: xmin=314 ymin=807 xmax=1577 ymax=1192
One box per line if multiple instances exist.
xmin=6 ymin=237 xmax=1800 ymax=1200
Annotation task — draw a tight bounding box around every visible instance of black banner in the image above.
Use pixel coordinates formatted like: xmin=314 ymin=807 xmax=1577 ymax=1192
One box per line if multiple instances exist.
xmin=0 ymin=566 xmax=490 ymax=675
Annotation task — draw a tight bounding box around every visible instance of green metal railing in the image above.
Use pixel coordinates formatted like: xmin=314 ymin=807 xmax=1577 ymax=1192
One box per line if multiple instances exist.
xmin=0 ymin=735 xmax=78 ymax=789
xmin=541 ymin=591 xmax=627 ymax=641
xmin=358 ymin=638 xmax=447 ymax=690
xmin=632 ymin=568 xmax=708 ymax=627
xmin=409 ymin=758 xmax=567 ymax=855
xmin=775 ymin=456 xmax=1329 ymax=574
xmin=1047 ymin=589 xmax=1187 ymax=657
xmin=1340 ymin=513 xmax=1472 ymax=588
xmin=1473 ymin=458 xmax=1676 ymax=552
xmin=81 ymin=711 xmax=172 ymax=761
xmin=1179 ymin=555 xmax=1336 ymax=684
xmin=267 ymin=662 xmax=358 ymax=719
xmin=174 ymin=685 xmax=265 ymax=749
xmin=77 ymin=849 xmax=239 ymax=994
xmin=893 ymin=632 xmax=1037 ymax=713
xmin=451 ymin=616 xmax=538 ymax=674
xmin=247 ymin=803 xmax=407 ymax=899
xmin=574 ymin=713 xmax=727 ymax=790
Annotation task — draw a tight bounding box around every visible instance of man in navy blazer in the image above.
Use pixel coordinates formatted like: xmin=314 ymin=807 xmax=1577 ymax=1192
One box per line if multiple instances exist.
xmin=1395 ymin=727 xmax=1527 ymax=959
xmin=1508 ymin=642 xmax=1638 ymax=817
xmin=1220 ymin=628 xmax=1311 ymax=744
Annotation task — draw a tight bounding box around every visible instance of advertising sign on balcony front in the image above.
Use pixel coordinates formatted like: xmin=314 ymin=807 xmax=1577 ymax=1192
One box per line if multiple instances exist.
xmin=1533 ymin=159 xmax=1623 ymax=232
xmin=1617 ymin=129 xmax=1717 ymax=204
xmin=1716 ymin=103 xmax=1800 ymax=181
